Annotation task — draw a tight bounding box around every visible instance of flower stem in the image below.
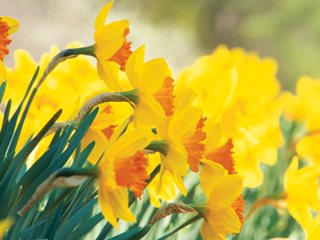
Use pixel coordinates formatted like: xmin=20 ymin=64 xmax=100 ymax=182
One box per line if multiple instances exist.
xmin=157 ymin=214 xmax=203 ymax=240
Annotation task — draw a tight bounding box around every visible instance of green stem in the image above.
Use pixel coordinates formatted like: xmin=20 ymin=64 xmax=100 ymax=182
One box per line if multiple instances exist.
xmin=36 ymin=45 xmax=95 ymax=89
xmin=157 ymin=214 xmax=203 ymax=240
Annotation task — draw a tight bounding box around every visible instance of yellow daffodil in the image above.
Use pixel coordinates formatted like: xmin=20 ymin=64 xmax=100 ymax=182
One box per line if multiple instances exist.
xmin=99 ymin=45 xmax=171 ymax=125
xmin=281 ymin=76 xmax=320 ymax=131
xmin=82 ymin=101 xmax=133 ymax=164
xmin=284 ymin=157 xmax=320 ymax=236
xmin=200 ymin=160 xmax=244 ymax=240
xmin=155 ymin=91 xmax=205 ymax=196
xmin=0 ymin=16 xmax=19 ymax=78
xmin=177 ymin=45 xmax=283 ymax=188
xmin=94 ymin=1 xmax=132 ymax=90
xmin=97 ymin=128 xmax=150 ymax=227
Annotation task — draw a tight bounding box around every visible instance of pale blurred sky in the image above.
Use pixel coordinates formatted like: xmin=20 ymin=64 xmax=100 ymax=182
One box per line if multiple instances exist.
xmin=1 ymin=0 xmax=200 ymax=75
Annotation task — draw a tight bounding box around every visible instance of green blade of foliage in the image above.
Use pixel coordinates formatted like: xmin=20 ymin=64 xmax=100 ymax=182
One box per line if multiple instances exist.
xmin=108 ymin=225 xmax=152 ymax=240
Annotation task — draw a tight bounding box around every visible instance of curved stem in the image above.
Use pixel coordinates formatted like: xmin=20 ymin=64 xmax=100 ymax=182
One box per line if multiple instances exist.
xmin=35 ymin=46 xmax=95 ymax=89
xmin=157 ymin=214 xmax=203 ymax=240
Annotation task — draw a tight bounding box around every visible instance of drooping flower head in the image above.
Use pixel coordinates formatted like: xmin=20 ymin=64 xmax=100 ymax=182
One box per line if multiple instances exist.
xmin=152 ymin=88 xmax=206 ymax=199
xmin=200 ymin=160 xmax=244 ymax=240
xmin=94 ymin=1 xmax=132 ymax=89
xmin=284 ymin=157 xmax=320 ymax=237
xmin=97 ymin=127 xmax=150 ymax=227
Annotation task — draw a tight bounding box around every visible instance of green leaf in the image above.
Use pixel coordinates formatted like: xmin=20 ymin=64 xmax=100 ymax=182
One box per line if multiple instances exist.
xmin=108 ymin=225 xmax=152 ymax=240
xmin=55 ymin=198 xmax=96 ymax=239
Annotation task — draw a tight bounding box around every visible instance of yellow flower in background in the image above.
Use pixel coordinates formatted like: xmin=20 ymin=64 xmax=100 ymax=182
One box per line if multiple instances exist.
xmin=177 ymin=45 xmax=283 ymax=188
xmin=94 ymin=1 xmax=132 ymax=90
xmin=280 ymin=77 xmax=320 ymax=165
xmin=200 ymin=160 xmax=244 ymax=240
xmin=98 ymin=128 xmax=150 ymax=227
xmin=3 ymin=43 xmax=105 ymax=158
xmin=281 ymin=76 xmax=320 ymax=131
xmin=296 ymin=133 xmax=320 ymax=165
xmin=284 ymin=157 xmax=320 ymax=236
xmin=0 ymin=16 xmax=19 ymax=78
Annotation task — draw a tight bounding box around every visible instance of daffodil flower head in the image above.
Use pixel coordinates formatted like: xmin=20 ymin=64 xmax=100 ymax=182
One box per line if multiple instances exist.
xmin=199 ymin=160 xmax=244 ymax=240
xmin=97 ymin=126 xmax=150 ymax=227
xmin=125 ymin=45 xmax=171 ymax=125
xmin=154 ymin=89 xmax=206 ymax=196
xmin=0 ymin=16 xmax=19 ymax=78
xmin=284 ymin=156 xmax=320 ymax=234
xmin=94 ymin=1 xmax=132 ymax=88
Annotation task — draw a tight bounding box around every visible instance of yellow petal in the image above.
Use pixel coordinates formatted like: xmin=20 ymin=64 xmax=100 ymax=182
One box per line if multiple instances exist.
xmin=107 ymin=187 xmax=136 ymax=222
xmin=169 ymin=106 xmax=201 ymax=139
xmin=126 ymin=45 xmax=145 ymax=88
xmin=2 ymin=16 xmax=19 ymax=34
xmin=109 ymin=129 xmax=150 ymax=159
xmin=164 ymin=140 xmax=187 ymax=176
xmin=135 ymin=93 xmax=165 ymax=125
xmin=172 ymin=172 xmax=187 ymax=196
xmin=98 ymin=181 xmax=119 ymax=228
xmin=139 ymin=58 xmax=169 ymax=92
xmin=201 ymin=221 xmax=224 ymax=240
xmin=208 ymin=174 xmax=243 ymax=211
xmin=82 ymin=129 xmax=108 ymax=164
xmin=200 ymin=159 xmax=226 ymax=197
xmin=94 ymin=1 xmax=113 ymax=31
xmin=95 ymin=20 xmax=129 ymax=60
xmin=207 ymin=207 xmax=242 ymax=234
xmin=97 ymin=60 xmax=121 ymax=90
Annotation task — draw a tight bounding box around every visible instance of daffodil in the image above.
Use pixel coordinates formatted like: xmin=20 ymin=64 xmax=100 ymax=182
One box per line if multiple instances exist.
xmin=281 ymin=77 xmax=320 ymax=164
xmin=199 ymin=160 xmax=244 ymax=240
xmin=177 ymin=45 xmax=283 ymax=188
xmin=155 ymin=92 xmax=205 ymax=196
xmin=97 ymin=128 xmax=150 ymax=227
xmin=94 ymin=1 xmax=132 ymax=90
xmin=284 ymin=157 xmax=320 ymax=237
xmin=281 ymin=76 xmax=320 ymax=131
xmin=0 ymin=16 xmax=19 ymax=78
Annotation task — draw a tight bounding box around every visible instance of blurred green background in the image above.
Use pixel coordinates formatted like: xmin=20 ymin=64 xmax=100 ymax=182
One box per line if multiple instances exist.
xmin=3 ymin=0 xmax=320 ymax=90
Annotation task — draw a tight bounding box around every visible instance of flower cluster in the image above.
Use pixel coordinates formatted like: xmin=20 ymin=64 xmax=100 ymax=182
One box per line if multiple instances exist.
xmin=1 ymin=1 xmax=320 ymax=240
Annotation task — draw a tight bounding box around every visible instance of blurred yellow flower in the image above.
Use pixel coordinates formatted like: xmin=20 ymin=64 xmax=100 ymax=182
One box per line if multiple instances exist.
xmin=281 ymin=77 xmax=320 ymax=164
xmin=98 ymin=128 xmax=150 ymax=227
xmin=200 ymin=160 xmax=244 ymax=240
xmin=281 ymin=76 xmax=320 ymax=131
xmin=177 ymin=45 xmax=283 ymax=188
xmin=284 ymin=157 xmax=320 ymax=237
xmin=3 ymin=43 xmax=104 ymax=160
